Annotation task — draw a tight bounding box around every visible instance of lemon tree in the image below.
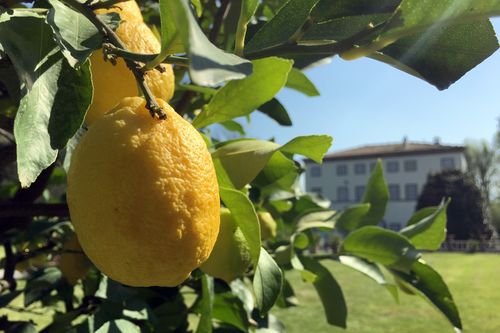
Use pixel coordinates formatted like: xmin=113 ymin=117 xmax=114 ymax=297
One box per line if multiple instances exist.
xmin=0 ymin=0 xmax=499 ymax=332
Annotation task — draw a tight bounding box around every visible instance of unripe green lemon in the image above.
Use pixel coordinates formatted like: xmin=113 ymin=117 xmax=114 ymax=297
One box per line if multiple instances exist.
xmin=258 ymin=211 xmax=277 ymax=240
xmin=200 ymin=208 xmax=251 ymax=283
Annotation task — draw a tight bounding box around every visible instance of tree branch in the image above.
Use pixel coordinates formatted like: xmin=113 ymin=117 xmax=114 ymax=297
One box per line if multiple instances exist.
xmin=60 ymin=0 xmax=166 ymax=120
xmin=0 ymin=203 xmax=69 ymax=218
xmin=209 ymin=0 xmax=231 ymax=43
xmin=102 ymin=43 xmax=189 ymax=67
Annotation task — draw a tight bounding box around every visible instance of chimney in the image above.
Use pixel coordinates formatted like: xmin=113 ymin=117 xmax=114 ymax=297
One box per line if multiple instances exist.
xmin=433 ymin=136 xmax=441 ymax=145
xmin=402 ymin=136 xmax=408 ymax=148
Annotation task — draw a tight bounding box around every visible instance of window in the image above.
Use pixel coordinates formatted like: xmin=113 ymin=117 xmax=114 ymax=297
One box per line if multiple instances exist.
xmin=310 ymin=166 xmax=321 ymax=177
xmin=386 ymin=161 xmax=399 ymax=173
xmin=441 ymin=157 xmax=455 ymax=170
xmin=405 ymin=184 xmax=418 ymax=200
xmin=337 ymin=186 xmax=349 ymax=202
xmin=311 ymin=187 xmax=322 ymax=195
xmin=336 ymin=164 xmax=348 ymax=175
xmin=389 ymin=223 xmax=401 ymax=231
xmin=369 ymin=162 xmax=377 ymax=172
xmin=388 ymin=184 xmax=400 ymax=201
xmin=404 ymin=160 xmax=417 ymax=172
xmin=354 ymin=163 xmax=366 ymax=175
xmin=355 ymin=185 xmax=365 ymax=202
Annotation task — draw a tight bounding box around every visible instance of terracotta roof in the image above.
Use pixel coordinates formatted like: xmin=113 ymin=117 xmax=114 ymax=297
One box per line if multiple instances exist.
xmin=305 ymin=141 xmax=465 ymax=163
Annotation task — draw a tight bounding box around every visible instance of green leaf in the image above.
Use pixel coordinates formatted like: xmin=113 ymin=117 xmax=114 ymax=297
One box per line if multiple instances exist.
xmin=212 ymin=293 xmax=249 ymax=331
xmin=310 ymin=0 xmax=400 ymax=22
xmin=381 ymin=0 xmax=500 ymax=41
xmin=154 ymin=0 xmax=184 ymax=66
xmin=47 ymin=0 xmax=120 ymax=67
xmin=240 ymin=0 xmax=259 ymax=23
xmin=285 ymin=68 xmax=320 ymax=96
xmin=95 ymin=319 xmax=141 ymax=333
xmin=300 ymin=256 xmax=347 ymax=328
xmin=257 ymin=98 xmax=292 ymax=126
xmin=304 ymin=14 xmax=390 ymax=41
xmin=390 ymin=260 xmax=462 ymax=331
xmin=6 ymin=322 xmax=37 ymax=333
xmin=253 ymin=248 xmax=283 ymax=315
xmin=276 ymin=276 xmax=299 ymax=308
xmin=296 ymin=210 xmax=336 ymax=232
xmin=358 ymin=160 xmax=389 ymax=227
xmin=193 ymin=57 xmax=292 ymax=128
xmin=254 ymin=151 xmax=299 ymax=195
xmin=196 ymin=274 xmax=214 ymax=333
xmin=191 ymin=0 xmax=203 ymax=17
xmin=338 ymin=255 xmax=397 ymax=301
xmin=220 ymin=120 xmax=245 ymax=135
xmin=400 ymin=199 xmax=449 ymax=250
xmin=0 ymin=11 xmax=91 ymax=187
xmin=24 ymin=267 xmax=63 ymax=306
xmin=335 ymin=203 xmax=371 ymax=232
xmin=47 ymin=60 xmax=93 ymax=149
xmin=376 ymin=20 xmax=499 ymax=90
xmin=163 ymin=0 xmax=251 ymax=86
xmin=245 ymin=0 xmax=321 ymax=54
xmin=342 ymin=226 xmax=420 ymax=270
xmin=0 ymin=290 xmax=21 ymax=308
xmin=220 ymin=186 xmax=261 ymax=267
xmin=281 ymin=135 xmax=332 ymax=163
xmin=213 ymin=140 xmax=280 ymax=189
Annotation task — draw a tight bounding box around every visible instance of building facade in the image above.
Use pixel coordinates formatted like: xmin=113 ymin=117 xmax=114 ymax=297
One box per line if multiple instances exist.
xmin=304 ymin=140 xmax=466 ymax=231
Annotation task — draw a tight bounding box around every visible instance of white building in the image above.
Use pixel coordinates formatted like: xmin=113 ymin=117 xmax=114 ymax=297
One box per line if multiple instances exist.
xmin=304 ymin=139 xmax=467 ymax=231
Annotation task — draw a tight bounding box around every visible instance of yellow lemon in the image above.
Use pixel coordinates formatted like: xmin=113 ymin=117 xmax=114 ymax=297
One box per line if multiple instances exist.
xmin=86 ymin=0 xmax=175 ymax=125
xmin=58 ymin=234 xmax=91 ymax=285
xmin=67 ymin=97 xmax=220 ymax=287
xmin=200 ymin=208 xmax=252 ymax=283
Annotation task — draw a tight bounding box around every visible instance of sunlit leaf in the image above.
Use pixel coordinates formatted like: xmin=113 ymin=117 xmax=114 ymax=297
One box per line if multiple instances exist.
xmin=193 ymin=57 xmax=292 ymax=128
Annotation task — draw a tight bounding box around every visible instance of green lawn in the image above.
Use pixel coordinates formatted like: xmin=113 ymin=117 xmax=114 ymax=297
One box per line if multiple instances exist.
xmin=272 ymin=253 xmax=500 ymax=333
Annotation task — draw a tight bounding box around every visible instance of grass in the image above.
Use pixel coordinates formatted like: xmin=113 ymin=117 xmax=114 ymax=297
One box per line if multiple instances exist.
xmin=272 ymin=253 xmax=500 ymax=333
xmin=2 ymin=253 xmax=499 ymax=332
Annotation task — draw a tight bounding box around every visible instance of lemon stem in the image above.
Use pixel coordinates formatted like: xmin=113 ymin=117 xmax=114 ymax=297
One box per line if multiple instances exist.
xmin=60 ymin=0 xmax=167 ymax=120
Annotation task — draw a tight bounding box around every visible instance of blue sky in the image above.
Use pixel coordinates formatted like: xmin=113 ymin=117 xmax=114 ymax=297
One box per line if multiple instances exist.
xmin=241 ymin=19 xmax=500 ymax=152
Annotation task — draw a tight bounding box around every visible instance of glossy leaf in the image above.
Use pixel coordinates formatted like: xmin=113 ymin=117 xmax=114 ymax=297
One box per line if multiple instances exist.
xmin=300 ymin=256 xmax=347 ymax=328
xmin=390 ymin=260 xmax=462 ymax=331
xmin=220 ymin=186 xmax=261 ymax=266
xmin=6 ymin=322 xmax=37 ymax=333
xmin=47 ymin=0 xmax=120 ymax=67
xmin=254 ymin=151 xmax=299 ymax=195
xmin=0 ymin=12 xmax=91 ymax=187
xmin=400 ymin=199 xmax=449 ymax=250
xmin=195 ymin=274 xmax=214 ymax=333
xmin=193 ymin=57 xmax=292 ymax=128
xmin=310 ymin=0 xmax=400 ymax=21
xmin=281 ymin=135 xmax=332 ymax=163
xmin=257 ymin=98 xmax=292 ymax=126
xmin=377 ymin=20 xmax=499 ymax=90
xmin=285 ymin=68 xmax=320 ymax=96
xmin=253 ymin=248 xmax=283 ymax=315
xmin=296 ymin=210 xmax=336 ymax=232
xmin=213 ymin=139 xmax=280 ymax=189
xmin=334 ymin=203 xmax=371 ymax=232
xmin=24 ymin=267 xmax=62 ymax=306
xmin=164 ymin=0 xmax=251 ymax=86
xmin=381 ymin=0 xmax=500 ymax=40
xmin=245 ymin=0 xmax=321 ymax=53
xmin=342 ymin=226 xmax=420 ymax=270
xmin=338 ymin=255 xmax=398 ymax=301
xmin=358 ymin=160 xmax=389 ymax=227
xmin=95 ymin=319 xmax=141 ymax=333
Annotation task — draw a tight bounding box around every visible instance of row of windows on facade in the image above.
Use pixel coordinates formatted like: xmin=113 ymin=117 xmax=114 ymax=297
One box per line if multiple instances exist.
xmin=310 ymin=157 xmax=456 ymax=177
xmin=310 ymin=183 xmax=419 ymax=202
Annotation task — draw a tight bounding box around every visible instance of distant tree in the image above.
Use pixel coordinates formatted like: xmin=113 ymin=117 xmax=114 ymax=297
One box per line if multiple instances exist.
xmin=465 ymin=139 xmax=497 ymax=203
xmin=417 ymin=170 xmax=491 ymax=240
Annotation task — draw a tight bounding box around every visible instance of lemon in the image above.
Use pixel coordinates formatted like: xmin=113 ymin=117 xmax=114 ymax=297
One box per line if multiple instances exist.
xmin=58 ymin=234 xmax=91 ymax=285
xmin=258 ymin=211 xmax=277 ymax=240
xmin=200 ymin=208 xmax=252 ymax=283
xmin=86 ymin=0 xmax=175 ymax=125
xmin=67 ymin=97 xmax=220 ymax=287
